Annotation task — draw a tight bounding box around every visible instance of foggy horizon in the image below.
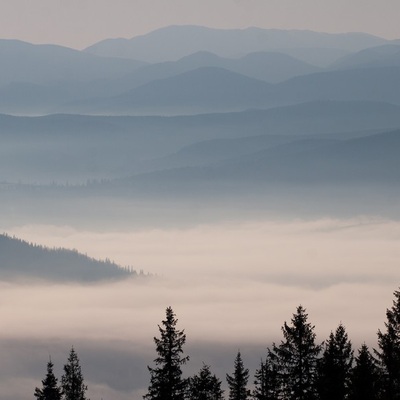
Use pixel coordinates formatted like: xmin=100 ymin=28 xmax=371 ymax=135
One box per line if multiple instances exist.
xmin=1 ymin=1 xmax=400 ymax=50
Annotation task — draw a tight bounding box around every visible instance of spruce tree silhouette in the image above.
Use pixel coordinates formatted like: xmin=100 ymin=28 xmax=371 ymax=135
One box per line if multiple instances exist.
xmin=270 ymin=305 xmax=322 ymax=400
xmin=226 ymin=351 xmax=250 ymax=400
xmin=317 ymin=324 xmax=353 ymax=400
xmin=34 ymin=358 xmax=62 ymax=400
xmin=252 ymin=354 xmax=279 ymax=400
xmin=61 ymin=347 xmax=88 ymax=400
xmin=144 ymin=306 xmax=189 ymax=400
xmin=349 ymin=344 xmax=380 ymax=400
xmin=375 ymin=287 xmax=400 ymax=400
xmin=188 ymin=364 xmax=224 ymax=400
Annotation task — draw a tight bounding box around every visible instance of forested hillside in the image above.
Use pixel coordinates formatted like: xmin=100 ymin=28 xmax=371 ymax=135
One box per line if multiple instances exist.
xmin=0 ymin=234 xmax=135 ymax=282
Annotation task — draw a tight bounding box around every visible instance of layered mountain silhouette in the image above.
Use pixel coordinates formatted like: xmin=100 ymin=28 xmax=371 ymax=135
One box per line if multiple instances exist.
xmin=1 ymin=27 xmax=399 ymax=115
xmin=113 ymin=129 xmax=400 ymax=194
xmin=1 ymin=25 xmax=400 ymax=222
xmin=67 ymin=67 xmax=275 ymax=115
xmin=84 ymin=25 xmax=387 ymax=64
xmin=1 ymin=100 xmax=400 ymax=183
xmin=0 ymin=101 xmax=400 ymax=183
xmin=58 ymin=66 xmax=400 ymax=115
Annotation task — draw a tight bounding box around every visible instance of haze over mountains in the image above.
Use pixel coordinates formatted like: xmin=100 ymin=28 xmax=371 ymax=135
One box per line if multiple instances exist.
xmin=2 ymin=25 xmax=400 ymax=115
xmin=2 ymin=24 xmax=400 ymax=400
xmin=1 ymin=100 xmax=400 ymax=184
xmin=1 ymin=25 xmax=400 ymax=211
xmin=84 ymin=25 xmax=388 ymax=64
xmin=2 ymin=25 xmax=400 ymax=284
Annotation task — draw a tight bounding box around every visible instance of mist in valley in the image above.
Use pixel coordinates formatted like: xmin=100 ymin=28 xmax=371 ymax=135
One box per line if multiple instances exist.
xmin=0 ymin=215 xmax=398 ymax=399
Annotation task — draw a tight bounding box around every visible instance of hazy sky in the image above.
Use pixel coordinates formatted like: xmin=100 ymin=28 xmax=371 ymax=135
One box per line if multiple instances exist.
xmin=1 ymin=0 xmax=400 ymax=49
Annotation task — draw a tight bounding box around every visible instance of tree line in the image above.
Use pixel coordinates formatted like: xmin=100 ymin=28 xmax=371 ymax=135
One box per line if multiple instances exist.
xmin=34 ymin=287 xmax=400 ymax=399
xmin=0 ymin=233 xmax=136 ymax=282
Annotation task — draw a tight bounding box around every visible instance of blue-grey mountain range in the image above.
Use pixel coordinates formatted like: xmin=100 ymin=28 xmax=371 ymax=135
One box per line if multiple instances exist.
xmin=0 ymin=25 xmax=400 ymax=223
xmin=1 ymin=100 xmax=400 ymax=184
xmin=1 ymin=27 xmax=400 ymax=115
xmin=84 ymin=25 xmax=388 ymax=64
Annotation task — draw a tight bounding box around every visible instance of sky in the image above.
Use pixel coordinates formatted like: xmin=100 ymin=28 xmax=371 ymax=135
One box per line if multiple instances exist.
xmin=1 ymin=0 xmax=400 ymax=49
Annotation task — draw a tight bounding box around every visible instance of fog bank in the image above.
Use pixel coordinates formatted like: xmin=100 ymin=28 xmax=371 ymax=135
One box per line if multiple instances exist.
xmin=2 ymin=217 xmax=399 ymax=399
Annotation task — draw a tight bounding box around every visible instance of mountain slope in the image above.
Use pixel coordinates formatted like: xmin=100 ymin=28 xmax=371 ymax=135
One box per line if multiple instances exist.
xmin=331 ymin=44 xmax=400 ymax=69
xmin=0 ymin=234 xmax=135 ymax=282
xmin=68 ymin=67 xmax=275 ymax=115
xmin=276 ymin=66 xmax=400 ymax=106
xmin=104 ymin=50 xmax=321 ymax=89
xmin=0 ymin=39 xmax=146 ymax=87
xmin=217 ymin=130 xmax=400 ymax=183
xmin=115 ymin=130 xmax=400 ymax=192
xmin=60 ymin=65 xmax=400 ymax=115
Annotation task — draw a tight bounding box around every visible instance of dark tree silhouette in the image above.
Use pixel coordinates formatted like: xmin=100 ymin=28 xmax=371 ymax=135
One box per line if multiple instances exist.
xmin=270 ymin=305 xmax=322 ymax=400
xmin=144 ymin=306 xmax=189 ymax=400
xmin=34 ymin=358 xmax=62 ymax=400
xmin=226 ymin=351 xmax=250 ymax=400
xmin=188 ymin=364 xmax=224 ymax=400
xmin=349 ymin=344 xmax=380 ymax=400
xmin=252 ymin=354 xmax=279 ymax=400
xmin=375 ymin=287 xmax=400 ymax=400
xmin=317 ymin=324 xmax=353 ymax=400
xmin=61 ymin=347 xmax=88 ymax=400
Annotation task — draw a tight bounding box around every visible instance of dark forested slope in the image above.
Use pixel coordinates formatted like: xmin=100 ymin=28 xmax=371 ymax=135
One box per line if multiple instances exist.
xmin=0 ymin=234 xmax=135 ymax=282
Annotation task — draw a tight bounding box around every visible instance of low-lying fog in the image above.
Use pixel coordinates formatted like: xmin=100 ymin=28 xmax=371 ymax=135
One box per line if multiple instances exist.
xmin=2 ymin=216 xmax=399 ymax=399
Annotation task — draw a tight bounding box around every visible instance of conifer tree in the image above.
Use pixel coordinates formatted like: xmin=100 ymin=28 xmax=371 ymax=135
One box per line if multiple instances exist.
xmin=144 ymin=306 xmax=189 ymax=400
xmin=252 ymin=354 xmax=279 ymax=400
xmin=61 ymin=347 xmax=88 ymax=400
xmin=226 ymin=351 xmax=250 ymax=400
xmin=34 ymin=358 xmax=62 ymax=400
xmin=375 ymin=287 xmax=400 ymax=400
xmin=270 ymin=305 xmax=322 ymax=400
xmin=188 ymin=364 xmax=224 ymax=400
xmin=349 ymin=344 xmax=380 ymax=400
xmin=317 ymin=324 xmax=353 ymax=400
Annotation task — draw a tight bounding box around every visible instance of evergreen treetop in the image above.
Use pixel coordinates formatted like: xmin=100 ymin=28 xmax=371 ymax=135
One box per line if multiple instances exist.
xmin=61 ymin=347 xmax=89 ymax=400
xmin=34 ymin=358 xmax=62 ymax=400
xmin=144 ymin=306 xmax=189 ymax=400
xmin=188 ymin=363 xmax=224 ymax=400
xmin=226 ymin=351 xmax=250 ymax=400
xmin=349 ymin=343 xmax=380 ymax=400
xmin=270 ymin=305 xmax=322 ymax=400
xmin=317 ymin=323 xmax=353 ymax=400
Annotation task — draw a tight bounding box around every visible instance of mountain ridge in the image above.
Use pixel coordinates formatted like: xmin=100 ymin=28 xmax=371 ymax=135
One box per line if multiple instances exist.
xmin=84 ymin=25 xmax=388 ymax=64
xmin=0 ymin=234 xmax=136 ymax=283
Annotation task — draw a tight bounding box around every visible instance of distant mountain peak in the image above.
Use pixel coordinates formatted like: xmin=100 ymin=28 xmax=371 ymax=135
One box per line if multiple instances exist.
xmin=84 ymin=25 xmax=388 ymax=64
